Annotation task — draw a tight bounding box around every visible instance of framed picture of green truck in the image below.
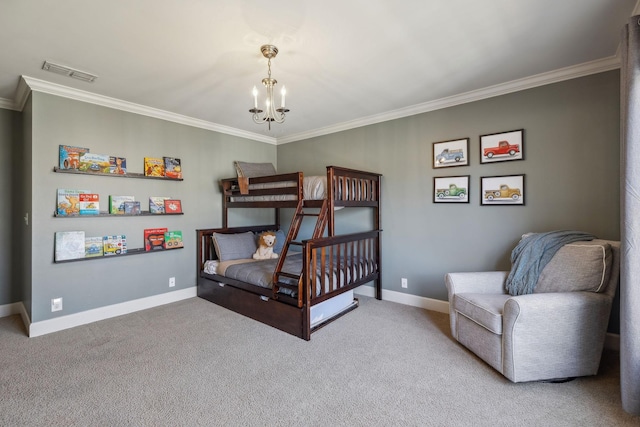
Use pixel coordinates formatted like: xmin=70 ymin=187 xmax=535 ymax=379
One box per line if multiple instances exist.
xmin=433 ymin=138 xmax=469 ymax=169
xmin=480 ymin=174 xmax=525 ymax=206
xmin=433 ymin=175 xmax=470 ymax=203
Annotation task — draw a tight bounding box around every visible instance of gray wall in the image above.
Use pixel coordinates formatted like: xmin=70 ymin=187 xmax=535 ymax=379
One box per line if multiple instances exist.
xmin=278 ymin=71 xmax=620 ymax=304
xmin=28 ymin=92 xmax=275 ymax=322
xmin=0 ymin=70 xmax=622 ymax=331
xmin=0 ymin=107 xmax=21 ymax=305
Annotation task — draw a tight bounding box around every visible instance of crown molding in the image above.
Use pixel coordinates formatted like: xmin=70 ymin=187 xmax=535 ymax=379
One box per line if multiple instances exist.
xmin=18 ymin=76 xmax=277 ymax=145
xmin=4 ymin=54 xmax=621 ymax=146
xmin=277 ymin=54 xmax=621 ymax=144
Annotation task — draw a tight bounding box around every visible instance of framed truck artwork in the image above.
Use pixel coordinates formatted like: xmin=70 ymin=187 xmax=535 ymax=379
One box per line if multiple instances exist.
xmin=432 ymin=138 xmax=469 ymax=169
xmin=433 ymin=175 xmax=470 ymax=203
xmin=481 ymin=174 xmax=525 ymax=206
xmin=480 ymin=129 xmax=524 ymax=164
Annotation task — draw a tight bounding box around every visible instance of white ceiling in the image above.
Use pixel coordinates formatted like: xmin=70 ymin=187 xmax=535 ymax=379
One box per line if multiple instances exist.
xmin=0 ymin=1 xmax=638 ymax=144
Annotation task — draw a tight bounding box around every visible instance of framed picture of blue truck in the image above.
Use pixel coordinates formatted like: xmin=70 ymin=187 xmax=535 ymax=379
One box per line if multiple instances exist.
xmin=433 ymin=138 xmax=469 ymax=168
xmin=433 ymin=175 xmax=470 ymax=203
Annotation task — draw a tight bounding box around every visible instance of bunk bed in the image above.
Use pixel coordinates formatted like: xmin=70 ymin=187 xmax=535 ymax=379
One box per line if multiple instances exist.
xmin=196 ymin=165 xmax=382 ymax=340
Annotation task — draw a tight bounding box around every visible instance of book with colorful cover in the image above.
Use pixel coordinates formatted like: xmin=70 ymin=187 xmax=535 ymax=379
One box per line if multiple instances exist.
xmin=164 ymin=230 xmax=184 ymax=249
xmin=78 ymin=193 xmax=100 ymax=215
xmin=123 ymin=201 xmax=141 ymax=215
xmin=59 ymin=145 xmax=90 ymax=170
xmin=84 ymin=236 xmax=104 ymax=257
xmin=57 ymin=189 xmax=90 ymax=216
xmin=109 ymin=195 xmax=135 ymax=214
xmin=78 ymin=153 xmax=110 ymax=173
xmin=164 ymin=199 xmax=182 ymax=214
xmin=163 ymin=157 xmax=182 ymax=179
xmin=144 ymin=157 xmax=165 ymax=177
xmin=109 ymin=156 xmax=127 ymax=175
xmin=103 ymin=235 xmax=127 ymax=256
xmin=55 ymin=231 xmax=86 ymax=261
xmin=149 ymin=196 xmax=171 ymax=214
xmin=144 ymin=228 xmax=168 ymax=251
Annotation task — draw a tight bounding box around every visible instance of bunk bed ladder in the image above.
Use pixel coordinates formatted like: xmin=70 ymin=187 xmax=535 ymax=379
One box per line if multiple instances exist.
xmin=272 ymin=199 xmax=329 ymax=306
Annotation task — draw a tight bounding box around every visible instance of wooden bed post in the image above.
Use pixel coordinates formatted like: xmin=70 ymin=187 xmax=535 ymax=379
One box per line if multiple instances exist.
xmin=326 ymin=166 xmax=335 ymax=236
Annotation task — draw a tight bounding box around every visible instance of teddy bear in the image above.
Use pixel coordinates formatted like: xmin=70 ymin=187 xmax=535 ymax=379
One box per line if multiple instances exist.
xmin=253 ymin=231 xmax=279 ymax=260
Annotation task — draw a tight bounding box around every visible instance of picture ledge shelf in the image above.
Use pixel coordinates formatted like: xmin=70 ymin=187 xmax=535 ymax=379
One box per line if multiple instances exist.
xmin=54 ymin=211 xmax=183 ymax=218
xmin=54 ymin=247 xmax=183 ymax=263
xmin=53 ymin=167 xmax=184 ymax=181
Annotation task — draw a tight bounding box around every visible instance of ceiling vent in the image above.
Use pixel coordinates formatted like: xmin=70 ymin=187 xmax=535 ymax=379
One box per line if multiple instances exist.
xmin=42 ymin=61 xmax=98 ymax=83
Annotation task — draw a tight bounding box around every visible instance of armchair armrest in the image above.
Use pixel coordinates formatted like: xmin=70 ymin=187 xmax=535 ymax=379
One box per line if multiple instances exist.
xmin=445 ymin=271 xmax=509 ymax=296
xmin=502 ymin=291 xmax=613 ymax=382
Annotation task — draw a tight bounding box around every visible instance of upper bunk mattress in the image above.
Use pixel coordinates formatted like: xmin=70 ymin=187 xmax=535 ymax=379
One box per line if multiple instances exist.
xmin=230 ymin=175 xmax=326 ymax=202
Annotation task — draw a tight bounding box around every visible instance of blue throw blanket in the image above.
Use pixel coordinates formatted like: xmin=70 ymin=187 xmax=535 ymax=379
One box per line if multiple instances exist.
xmin=505 ymin=230 xmax=596 ymax=296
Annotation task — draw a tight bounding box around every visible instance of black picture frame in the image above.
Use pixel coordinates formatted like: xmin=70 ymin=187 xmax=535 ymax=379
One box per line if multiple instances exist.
xmin=433 ymin=175 xmax=470 ymax=203
xmin=480 ymin=174 xmax=525 ymax=206
xmin=479 ymin=129 xmax=524 ymax=164
xmin=432 ymin=138 xmax=470 ymax=169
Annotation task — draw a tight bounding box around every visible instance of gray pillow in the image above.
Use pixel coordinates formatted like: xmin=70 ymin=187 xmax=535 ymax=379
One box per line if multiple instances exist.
xmin=234 ymin=161 xmax=276 ymax=178
xmin=212 ymin=231 xmax=257 ymax=261
xmin=534 ymin=241 xmax=612 ymax=293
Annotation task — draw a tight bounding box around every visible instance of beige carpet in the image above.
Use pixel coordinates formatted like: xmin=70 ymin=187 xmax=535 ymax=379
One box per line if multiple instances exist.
xmin=1 ymin=296 xmax=638 ymax=426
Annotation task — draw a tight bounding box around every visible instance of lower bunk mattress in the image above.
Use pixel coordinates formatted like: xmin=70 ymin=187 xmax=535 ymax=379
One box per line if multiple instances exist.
xmin=202 ymin=253 xmax=361 ymax=329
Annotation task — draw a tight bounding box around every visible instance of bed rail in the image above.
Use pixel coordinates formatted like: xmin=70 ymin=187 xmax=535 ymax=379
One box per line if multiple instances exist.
xmin=301 ymin=230 xmax=382 ymax=307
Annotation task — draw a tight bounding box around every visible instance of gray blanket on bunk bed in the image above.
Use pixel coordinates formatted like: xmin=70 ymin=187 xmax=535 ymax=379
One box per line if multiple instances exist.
xmin=206 ymin=252 xmax=367 ymax=297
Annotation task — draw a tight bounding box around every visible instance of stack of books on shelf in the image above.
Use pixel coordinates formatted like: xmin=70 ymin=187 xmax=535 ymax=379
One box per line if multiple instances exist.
xmin=59 ymin=145 xmax=128 ymax=175
xmin=55 ymin=232 xmax=129 ymax=261
xmin=144 ymin=157 xmax=182 ymax=178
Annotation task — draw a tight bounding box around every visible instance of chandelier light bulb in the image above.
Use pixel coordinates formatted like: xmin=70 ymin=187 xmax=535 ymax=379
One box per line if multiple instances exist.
xmin=281 ymin=86 xmax=286 ymax=108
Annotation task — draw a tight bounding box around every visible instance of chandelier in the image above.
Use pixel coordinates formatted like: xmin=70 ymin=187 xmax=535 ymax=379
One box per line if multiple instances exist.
xmin=249 ymin=45 xmax=289 ymax=130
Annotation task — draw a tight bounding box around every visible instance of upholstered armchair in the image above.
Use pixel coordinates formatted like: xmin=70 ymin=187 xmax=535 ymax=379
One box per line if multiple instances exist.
xmin=446 ymin=239 xmax=620 ymax=383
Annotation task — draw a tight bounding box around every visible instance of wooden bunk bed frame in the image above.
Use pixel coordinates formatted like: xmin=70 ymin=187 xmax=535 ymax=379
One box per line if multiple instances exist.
xmin=196 ymin=166 xmax=382 ymax=340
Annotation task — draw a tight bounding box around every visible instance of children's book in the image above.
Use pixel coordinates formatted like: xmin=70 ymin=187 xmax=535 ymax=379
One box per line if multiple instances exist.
xmin=164 ymin=199 xmax=182 ymax=214
xmin=78 ymin=153 xmax=110 ymax=173
xmin=144 ymin=157 xmax=165 ymax=177
xmin=103 ymin=235 xmax=127 ymax=256
xmin=163 ymin=157 xmax=182 ymax=179
xmin=149 ymin=196 xmax=171 ymax=214
xmin=123 ymin=201 xmax=141 ymax=215
xmin=164 ymin=230 xmax=184 ymax=249
xmin=85 ymin=236 xmax=104 ymax=257
xmin=144 ymin=228 xmax=168 ymax=251
xmin=59 ymin=145 xmax=89 ymax=170
xmin=79 ymin=193 xmax=100 ymax=215
xmin=109 ymin=156 xmax=127 ymax=175
xmin=55 ymin=231 xmax=86 ymax=261
xmin=109 ymin=195 xmax=135 ymax=214
xmin=57 ymin=189 xmax=90 ymax=216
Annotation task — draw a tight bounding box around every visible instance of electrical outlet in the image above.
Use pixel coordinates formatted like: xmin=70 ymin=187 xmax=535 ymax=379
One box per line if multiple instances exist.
xmin=169 ymin=277 xmax=175 ymax=287
xmin=51 ymin=297 xmax=63 ymax=312
xmin=401 ymin=278 xmax=408 ymax=288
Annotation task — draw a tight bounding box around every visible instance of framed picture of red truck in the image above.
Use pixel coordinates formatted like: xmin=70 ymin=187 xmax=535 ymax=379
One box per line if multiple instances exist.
xmin=480 ymin=129 xmax=524 ymax=164
xmin=481 ymin=174 xmax=525 ymax=206
xmin=433 ymin=138 xmax=469 ymax=168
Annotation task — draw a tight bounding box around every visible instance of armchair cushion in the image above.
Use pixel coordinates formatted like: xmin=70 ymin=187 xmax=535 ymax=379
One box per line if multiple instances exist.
xmin=453 ymin=293 xmax=510 ymax=334
xmin=534 ymin=241 xmax=612 ymax=294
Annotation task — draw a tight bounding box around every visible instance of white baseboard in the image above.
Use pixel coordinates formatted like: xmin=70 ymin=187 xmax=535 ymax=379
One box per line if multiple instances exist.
xmin=0 ymin=301 xmax=24 ymax=318
xmin=4 ymin=286 xmax=624 ymax=351
xmin=354 ymin=285 xmax=449 ymax=314
xmin=354 ymin=286 xmax=621 ymax=351
xmin=28 ymin=287 xmax=197 ymax=337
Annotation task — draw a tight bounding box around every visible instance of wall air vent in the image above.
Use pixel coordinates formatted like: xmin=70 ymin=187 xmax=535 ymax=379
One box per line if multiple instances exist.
xmin=42 ymin=61 xmax=98 ymax=83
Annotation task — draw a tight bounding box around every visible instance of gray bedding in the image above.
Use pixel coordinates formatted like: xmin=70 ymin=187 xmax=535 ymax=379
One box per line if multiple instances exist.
xmin=220 ymin=252 xmax=367 ymax=297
